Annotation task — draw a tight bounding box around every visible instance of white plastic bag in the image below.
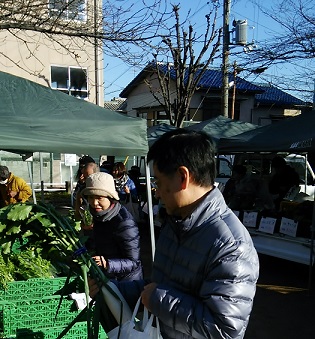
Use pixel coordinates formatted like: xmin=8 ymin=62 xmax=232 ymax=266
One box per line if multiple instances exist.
xmin=101 ymin=281 xmax=132 ymax=325
xmin=107 ymin=297 xmax=162 ymax=339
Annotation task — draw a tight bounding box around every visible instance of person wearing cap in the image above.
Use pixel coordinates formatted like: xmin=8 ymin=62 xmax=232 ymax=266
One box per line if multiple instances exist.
xmin=0 ymin=165 xmax=32 ymax=207
xmin=81 ymin=172 xmax=143 ymax=281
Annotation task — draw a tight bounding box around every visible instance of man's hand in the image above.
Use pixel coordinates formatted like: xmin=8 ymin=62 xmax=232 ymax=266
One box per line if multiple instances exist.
xmin=141 ymin=282 xmax=157 ymax=311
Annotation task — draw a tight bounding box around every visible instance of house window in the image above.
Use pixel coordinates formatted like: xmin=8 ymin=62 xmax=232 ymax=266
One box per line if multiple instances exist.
xmin=51 ymin=66 xmax=88 ymax=100
xmin=137 ymin=112 xmax=148 ymax=120
xmin=49 ymin=0 xmax=87 ymax=21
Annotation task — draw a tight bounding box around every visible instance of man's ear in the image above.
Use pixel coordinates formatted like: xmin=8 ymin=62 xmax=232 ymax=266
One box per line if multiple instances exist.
xmin=177 ymin=166 xmax=190 ymax=189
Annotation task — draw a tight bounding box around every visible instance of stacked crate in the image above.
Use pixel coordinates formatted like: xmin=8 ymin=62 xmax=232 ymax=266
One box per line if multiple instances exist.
xmin=0 ymin=278 xmax=106 ymax=338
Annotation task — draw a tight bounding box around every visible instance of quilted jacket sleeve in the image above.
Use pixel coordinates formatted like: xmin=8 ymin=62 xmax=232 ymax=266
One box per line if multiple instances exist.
xmin=150 ymin=237 xmax=258 ymax=339
xmin=106 ymin=216 xmax=142 ymax=280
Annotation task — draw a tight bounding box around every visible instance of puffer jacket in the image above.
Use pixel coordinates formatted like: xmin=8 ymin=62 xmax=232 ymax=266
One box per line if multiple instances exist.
xmin=151 ymin=188 xmax=259 ymax=338
xmin=0 ymin=173 xmax=32 ymax=207
xmin=119 ymin=187 xmax=259 ymax=339
xmin=93 ymin=204 xmax=143 ymax=281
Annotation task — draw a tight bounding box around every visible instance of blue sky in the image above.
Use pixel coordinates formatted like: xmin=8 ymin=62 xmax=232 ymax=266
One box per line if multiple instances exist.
xmin=103 ymin=0 xmax=313 ymax=102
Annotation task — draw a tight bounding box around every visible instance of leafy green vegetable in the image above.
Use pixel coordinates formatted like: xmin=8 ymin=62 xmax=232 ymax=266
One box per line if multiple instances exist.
xmin=0 ymin=249 xmax=56 ymax=287
xmin=0 ymin=254 xmax=15 ymax=288
xmin=12 ymin=249 xmax=56 ymax=281
xmin=83 ymin=209 xmax=93 ymax=226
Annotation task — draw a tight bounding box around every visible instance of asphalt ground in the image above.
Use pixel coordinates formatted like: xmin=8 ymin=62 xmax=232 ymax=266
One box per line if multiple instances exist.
xmin=244 ymin=254 xmax=315 ymax=339
xmin=138 ymin=224 xmax=315 ymax=339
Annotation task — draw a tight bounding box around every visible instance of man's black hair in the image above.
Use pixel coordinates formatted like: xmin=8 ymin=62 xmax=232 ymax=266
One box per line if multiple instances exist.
xmin=79 ymin=155 xmax=95 ymax=165
xmin=147 ymin=128 xmax=216 ymax=186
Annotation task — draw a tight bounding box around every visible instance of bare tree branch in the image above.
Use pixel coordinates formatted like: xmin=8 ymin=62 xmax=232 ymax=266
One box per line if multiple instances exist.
xmin=144 ymin=4 xmax=222 ymax=127
xmin=0 ymin=0 xmax=169 ymax=76
xmin=231 ymin=0 xmax=315 ymax=102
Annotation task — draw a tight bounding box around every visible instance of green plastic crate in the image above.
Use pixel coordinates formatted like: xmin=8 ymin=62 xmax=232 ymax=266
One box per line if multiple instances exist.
xmin=0 ymin=277 xmax=71 ymax=302
xmin=0 ymin=296 xmax=80 ymax=337
xmin=15 ymin=321 xmax=107 ymax=339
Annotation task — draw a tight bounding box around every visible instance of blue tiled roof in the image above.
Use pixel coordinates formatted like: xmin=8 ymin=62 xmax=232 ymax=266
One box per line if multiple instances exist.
xmin=255 ymin=85 xmax=306 ymax=106
xmin=120 ymin=62 xmax=262 ymax=97
xmin=120 ymin=63 xmax=305 ymax=107
xmin=156 ymin=63 xmax=262 ymax=92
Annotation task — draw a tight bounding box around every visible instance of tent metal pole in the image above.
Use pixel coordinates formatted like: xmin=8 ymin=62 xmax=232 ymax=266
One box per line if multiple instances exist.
xmin=308 ymin=195 xmax=315 ymax=293
xmin=70 ymin=165 xmax=74 ymax=207
xmin=27 ymin=161 xmax=36 ymax=205
xmin=40 ymin=152 xmax=44 ymax=202
xmin=145 ymin=157 xmax=156 ymax=259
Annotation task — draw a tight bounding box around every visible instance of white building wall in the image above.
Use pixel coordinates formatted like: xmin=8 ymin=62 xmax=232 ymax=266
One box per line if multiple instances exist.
xmin=239 ymin=96 xmax=255 ymax=123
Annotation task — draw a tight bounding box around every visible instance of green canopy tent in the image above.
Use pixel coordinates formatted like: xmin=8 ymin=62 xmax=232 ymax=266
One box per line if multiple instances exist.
xmin=147 ymin=123 xmax=177 ymax=147
xmin=147 ymin=116 xmax=260 ymax=148
xmin=185 ymin=115 xmax=261 ymax=145
xmin=0 ymin=71 xmax=148 ymax=157
xmin=218 ymin=112 xmax=315 ymax=154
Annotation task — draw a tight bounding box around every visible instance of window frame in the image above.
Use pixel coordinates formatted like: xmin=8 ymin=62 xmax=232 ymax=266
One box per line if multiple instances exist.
xmin=50 ymin=65 xmax=89 ymax=100
xmin=48 ymin=0 xmax=87 ymax=22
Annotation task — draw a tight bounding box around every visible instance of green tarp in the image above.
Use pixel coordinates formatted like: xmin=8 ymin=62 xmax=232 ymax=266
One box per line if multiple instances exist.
xmin=147 ymin=116 xmax=260 ymax=147
xmin=185 ymin=116 xmax=260 ymax=144
xmin=218 ymin=112 xmax=315 ymax=153
xmin=147 ymin=123 xmax=177 ymax=146
xmin=0 ymin=71 xmax=148 ymax=156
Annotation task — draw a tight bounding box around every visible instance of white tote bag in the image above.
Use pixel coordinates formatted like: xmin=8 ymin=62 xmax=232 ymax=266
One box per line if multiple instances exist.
xmin=107 ymin=297 xmax=163 ymax=339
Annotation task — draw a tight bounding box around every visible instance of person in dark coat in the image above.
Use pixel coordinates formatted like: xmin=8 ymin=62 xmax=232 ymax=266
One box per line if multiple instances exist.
xmin=269 ymin=156 xmax=300 ymax=209
xmin=223 ymin=164 xmax=274 ymax=211
xmin=81 ymin=172 xmax=143 ymax=281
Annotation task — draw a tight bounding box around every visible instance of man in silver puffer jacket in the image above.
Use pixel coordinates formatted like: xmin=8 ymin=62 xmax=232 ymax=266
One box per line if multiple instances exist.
xmin=104 ymin=129 xmax=259 ymax=338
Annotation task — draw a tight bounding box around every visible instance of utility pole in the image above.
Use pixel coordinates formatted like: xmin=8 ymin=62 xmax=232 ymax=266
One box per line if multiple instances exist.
xmin=231 ymin=61 xmax=237 ymax=119
xmin=94 ymin=0 xmax=99 ymax=106
xmin=221 ymin=0 xmax=231 ymax=118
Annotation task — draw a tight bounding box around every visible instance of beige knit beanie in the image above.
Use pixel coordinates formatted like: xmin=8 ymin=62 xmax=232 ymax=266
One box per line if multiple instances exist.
xmin=81 ymin=172 xmax=119 ymax=200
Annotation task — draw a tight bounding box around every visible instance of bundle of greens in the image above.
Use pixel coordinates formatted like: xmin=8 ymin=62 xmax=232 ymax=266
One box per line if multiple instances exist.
xmin=0 ymin=253 xmax=15 ymax=288
xmin=0 ymin=249 xmax=55 ymax=288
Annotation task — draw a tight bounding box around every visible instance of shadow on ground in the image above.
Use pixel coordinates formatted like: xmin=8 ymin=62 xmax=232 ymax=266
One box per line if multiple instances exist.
xmin=245 ymin=254 xmax=315 ymax=339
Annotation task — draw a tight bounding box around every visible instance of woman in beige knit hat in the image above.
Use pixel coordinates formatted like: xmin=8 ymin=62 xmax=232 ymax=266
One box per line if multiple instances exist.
xmin=81 ymin=172 xmax=143 ymax=281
